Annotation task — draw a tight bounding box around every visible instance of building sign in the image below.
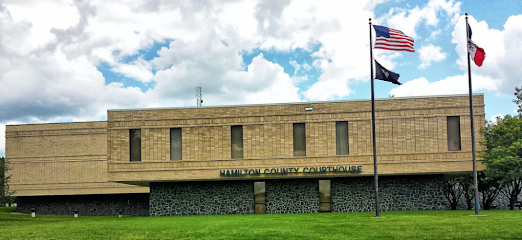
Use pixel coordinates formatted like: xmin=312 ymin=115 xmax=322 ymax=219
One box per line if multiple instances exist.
xmin=219 ymin=166 xmax=362 ymax=177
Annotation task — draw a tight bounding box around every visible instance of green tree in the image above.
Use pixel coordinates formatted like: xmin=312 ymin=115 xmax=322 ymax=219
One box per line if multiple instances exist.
xmin=457 ymin=175 xmax=475 ymax=210
xmin=482 ymin=115 xmax=522 ymax=210
xmin=477 ymin=171 xmax=501 ymax=210
xmin=513 ymin=86 xmax=522 ymax=113
xmin=443 ymin=175 xmax=464 ymax=210
xmin=0 ymin=157 xmax=15 ymax=205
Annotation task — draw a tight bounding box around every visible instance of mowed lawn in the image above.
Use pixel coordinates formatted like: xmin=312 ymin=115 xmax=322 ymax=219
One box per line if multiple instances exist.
xmin=1 ymin=207 xmax=521 ymax=240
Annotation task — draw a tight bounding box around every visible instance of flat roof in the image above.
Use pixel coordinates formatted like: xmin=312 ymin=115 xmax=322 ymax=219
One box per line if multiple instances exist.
xmin=108 ymin=93 xmax=484 ymax=112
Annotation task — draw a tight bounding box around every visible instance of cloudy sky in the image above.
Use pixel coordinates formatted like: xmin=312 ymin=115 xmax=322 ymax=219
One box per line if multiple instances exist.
xmin=1 ymin=0 xmax=521 ymax=157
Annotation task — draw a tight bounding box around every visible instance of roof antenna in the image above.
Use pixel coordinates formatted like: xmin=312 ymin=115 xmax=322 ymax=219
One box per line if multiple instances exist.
xmin=196 ymin=86 xmax=203 ymax=106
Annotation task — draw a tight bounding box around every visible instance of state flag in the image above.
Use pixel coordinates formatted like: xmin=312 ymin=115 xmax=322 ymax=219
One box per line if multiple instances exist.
xmin=468 ymin=40 xmax=485 ymax=67
xmin=467 ymin=23 xmax=485 ymax=67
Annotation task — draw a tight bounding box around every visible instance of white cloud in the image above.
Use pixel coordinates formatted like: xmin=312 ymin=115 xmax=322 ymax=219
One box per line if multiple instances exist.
xmin=111 ymin=58 xmax=154 ymax=83
xmin=151 ymin=50 xmax=300 ymax=106
xmin=378 ymin=0 xmax=461 ymax=38
xmin=389 ymin=75 xmax=499 ymax=97
xmin=291 ymin=75 xmax=308 ymax=85
xmin=0 ymin=0 xmax=501 ymax=138
xmin=242 ymin=56 xmax=301 ymax=104
xmin=3 ymin=0 xmax=79 ymax=53
xmin=304 ymin=0 xmax=461 ymax=101
xmin=429 ymin=29 xmax=442 ymax=39
xmin=304 ymin=78 xmax=353 ymax=101
xmin=0 ymin=0 xmax=303 ymax=125
xmin=290 ymin=60 xmax=300 ymax=74
xmin=300 ymin=1 xmax=377 ymax=100
xmin=290 ymin=60 xmax=312 ymax=75
xmin=418 ymin=44 xmax=447 ymax=69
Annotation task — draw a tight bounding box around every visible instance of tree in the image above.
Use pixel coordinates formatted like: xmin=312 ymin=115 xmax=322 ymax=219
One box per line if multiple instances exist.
xmin=457 ymin=175 xmax=475 ymax=210
xmin=477 ymin=171 xmax=501 ymax=210
xmin=481 ymin=115 xmax=522 ymax=210
xmin=513 ymin=86 xmax=522 ymax=113
xmin=443 ymin=176 xmax=464 ymax=210
xmin=0 ymin=157 xmax=15 ymax=205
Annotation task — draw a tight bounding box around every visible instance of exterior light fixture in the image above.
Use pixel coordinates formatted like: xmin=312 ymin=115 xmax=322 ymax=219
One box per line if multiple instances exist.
xmin=305 ymin=107 xmax=313 ymax=111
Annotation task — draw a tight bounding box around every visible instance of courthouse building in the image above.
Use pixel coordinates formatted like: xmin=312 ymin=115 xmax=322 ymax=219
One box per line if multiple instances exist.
xmin=6 ymin=94 xmax=485 ymax=216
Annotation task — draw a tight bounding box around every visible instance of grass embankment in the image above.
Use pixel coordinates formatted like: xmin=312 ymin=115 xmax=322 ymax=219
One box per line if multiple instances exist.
xmin=1 ymin=207 xmax=521 ymax=240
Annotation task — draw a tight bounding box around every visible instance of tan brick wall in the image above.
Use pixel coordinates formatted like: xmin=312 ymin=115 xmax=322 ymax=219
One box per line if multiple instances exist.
xmin=6 ymin=122 xmax=148 ymax=196
xmin=6 ymin=95 xmax=486 ymax=196
xmin=106 ymin=94 xmax=486 ymax=183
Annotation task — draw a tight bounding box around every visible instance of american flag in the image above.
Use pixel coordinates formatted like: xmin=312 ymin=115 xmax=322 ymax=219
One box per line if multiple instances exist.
xmin=373 ymin=25 xmax=414 ymax=52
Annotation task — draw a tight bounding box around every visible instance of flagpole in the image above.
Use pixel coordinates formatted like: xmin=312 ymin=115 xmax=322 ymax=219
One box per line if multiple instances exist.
xmin=465 ymin=13 xmax=481 ymax=216
xmin=369 ymin=18 xmax=381 ymax=218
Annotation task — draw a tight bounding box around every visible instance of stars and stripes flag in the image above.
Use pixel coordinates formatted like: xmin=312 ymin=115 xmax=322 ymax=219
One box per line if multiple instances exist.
xmin=373 ymin=25 xmax=415 ymax=52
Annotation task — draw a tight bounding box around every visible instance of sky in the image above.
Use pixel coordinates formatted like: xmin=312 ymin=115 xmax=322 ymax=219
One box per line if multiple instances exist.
xmin=1 ymin=0 xmax=521 ymax=157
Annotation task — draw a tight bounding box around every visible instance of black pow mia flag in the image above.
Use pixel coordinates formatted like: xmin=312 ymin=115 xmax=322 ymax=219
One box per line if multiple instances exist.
xmin=374 ymin=60 xmax=401 ymax=85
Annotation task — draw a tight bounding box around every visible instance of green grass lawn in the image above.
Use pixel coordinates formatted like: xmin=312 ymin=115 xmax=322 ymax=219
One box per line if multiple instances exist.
xmin=1 ymin=207 xmax=521 ymax=240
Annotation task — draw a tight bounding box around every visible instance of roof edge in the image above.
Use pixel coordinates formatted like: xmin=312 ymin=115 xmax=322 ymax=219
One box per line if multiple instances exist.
xmin=108 ymin=93 xmax=484 ymax=112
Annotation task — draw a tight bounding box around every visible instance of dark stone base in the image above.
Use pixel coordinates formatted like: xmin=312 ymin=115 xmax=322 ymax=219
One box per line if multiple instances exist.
xmin=266 ymin=179 xmax=319 ymax=214
xmin=16 ymin=193 xmax=149 ymax=216
xmin=16 ymin=175 xmax=452 ymax=217
xmin=332 ymin=175 xmax=447 ymax=212
xmin=149 ymin=181 xmax=254 ymax=216
xmin=149 ymin=175 xmax=448 ymax=216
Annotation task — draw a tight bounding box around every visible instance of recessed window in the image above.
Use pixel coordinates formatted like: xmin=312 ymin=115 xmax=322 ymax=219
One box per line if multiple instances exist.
xmin=293 ymin=123 xmax=306 ymax=157
xmin=254 ymin=182 xmax=266 ymax=214
xmin=336 ymin=121 xmax=349 ymax=155
xmin=231 ymin=125 xmax=243 ymax=159
xmin=170 ymin=128 xmax=182 ymax=160
xmin=129 ymin=129 xmax=141 ymax=161
xmin=447 ymin=116 xmax=461 ymax=151
xmin=319 ymin=180 xmax=331 ymax=212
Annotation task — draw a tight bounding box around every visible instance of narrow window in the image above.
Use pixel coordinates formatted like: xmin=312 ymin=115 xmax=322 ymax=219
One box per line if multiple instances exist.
xmin=129 ymin=129 xmax=141 ymax=161
xmin=319 ymin=180 xmax=331 ymax=212
xmin=336 ymin=121 xmax=349 ymax=155
xmin=447 ymin=116 xmax=461 ymax=151
xmin=254 ymin=182 xmax=266 ymax=214
xmin=170 ymin=128 xmax=182 ymax=160
xmin=293 ymin=123 xmax=306 ymax=156
xmin=231 ymin=125 xmax=243 ymax=158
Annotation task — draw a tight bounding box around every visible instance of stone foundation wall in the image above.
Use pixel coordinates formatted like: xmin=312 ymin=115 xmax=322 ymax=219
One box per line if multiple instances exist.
xmin=16 ymin=193 xmax=149 ymax=216
xmin=14 ymin=176 xmax=519 ymax=217
xmin=149 ymin=181 xmax=254 ymax=216
xmin=150 ymin=175 xmax=447 ymax=216
xmin=332 ymin=175 xmax=447 ymax=212
xmin=266 ymin=179 xmax=318 ymax=214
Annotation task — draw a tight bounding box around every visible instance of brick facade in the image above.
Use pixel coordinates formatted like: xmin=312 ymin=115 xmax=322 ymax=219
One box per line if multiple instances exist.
xmin=5 ymin=94 xmax=486 ymax=216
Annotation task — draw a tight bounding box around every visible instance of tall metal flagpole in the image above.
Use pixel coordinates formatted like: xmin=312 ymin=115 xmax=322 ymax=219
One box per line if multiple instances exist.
xmin=465 ymin=13 xmax=481 ymax=216
xmin=369 ymin=18 xmax=381 ymax=218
